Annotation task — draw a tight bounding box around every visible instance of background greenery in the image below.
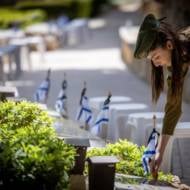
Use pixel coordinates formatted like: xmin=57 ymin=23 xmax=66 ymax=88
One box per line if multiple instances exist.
xmin=0 ymin=8 xmax=46 ymax=29
xmin=0 ymin=0 xmax=110 ymax=29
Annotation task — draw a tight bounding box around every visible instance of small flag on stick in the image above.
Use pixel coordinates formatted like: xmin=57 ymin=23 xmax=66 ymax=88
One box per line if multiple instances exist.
xmin=55 ymin=73 xmax=68 ymax=118
xmin=91 ymin=92 xmax=111 ymax=137
xmin=76 ymin=82 xmax=93 ymax=129
xmin=34 ymin=69 xmax=51 ymax=104
xmin=142 ymin=115 xmax=160 ymax=174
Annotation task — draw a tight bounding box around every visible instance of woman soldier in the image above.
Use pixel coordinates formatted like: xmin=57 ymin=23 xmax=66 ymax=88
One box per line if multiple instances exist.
xmin=134 ymin=14 xmax=190 ymax=177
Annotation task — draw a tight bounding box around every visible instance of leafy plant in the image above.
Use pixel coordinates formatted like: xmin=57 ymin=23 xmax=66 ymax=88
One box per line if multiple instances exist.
xmin=70 ymin=0 xmax=92 ymax=18
xmin=16 ymin=0 xmax=93 ymax=18
xmin=0 ymin=100 xmax=76 ymax=190
xmin=0 ymin=101 xmax=52 ymax=130
xmin=87 ymin=139 xmax=174 ymax=184
xmin=87 ymin=140 xmax=145 ymax=176
xmin=0 ymin=8 xmax=46 ymax=29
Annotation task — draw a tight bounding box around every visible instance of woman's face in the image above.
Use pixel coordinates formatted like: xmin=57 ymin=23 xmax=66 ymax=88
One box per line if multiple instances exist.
xmin=147 ymin=41 xmax=173 ymax=67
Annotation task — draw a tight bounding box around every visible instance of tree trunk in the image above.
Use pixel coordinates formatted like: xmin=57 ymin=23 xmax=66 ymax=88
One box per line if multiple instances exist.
xmin=157 ymin=0 xmax=190 ymax=28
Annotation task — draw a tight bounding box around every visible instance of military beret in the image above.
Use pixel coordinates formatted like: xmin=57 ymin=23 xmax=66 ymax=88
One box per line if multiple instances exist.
xmin=134 ymin=14 xmax=160 ymax=59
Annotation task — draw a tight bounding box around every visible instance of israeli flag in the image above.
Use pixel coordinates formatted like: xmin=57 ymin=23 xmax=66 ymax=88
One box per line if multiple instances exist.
xmin=91 ymin=93 xmax=111 ymax=135
xmin=34 ymin=79 xmax=50 ymax=103
xmin=76 ymin=95 xmax=93 ymax=126
xmin=142 ymin=128 xmax=160 ymax=174
xmin=91 ymin=105 xmax=109 ymax=135
xmin=55 ymin=89 xmax=67 ymax=118
xmin=55 ymin=79 xmax=68 ymax=118
xmin=34 ymin=69 xmax=51 ymax=104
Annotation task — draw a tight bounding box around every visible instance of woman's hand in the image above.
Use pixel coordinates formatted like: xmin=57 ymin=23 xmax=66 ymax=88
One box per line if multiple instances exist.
xmin=150 ymin=134 xmax=171 ymax=180
xmin=151 ymin=151 xmax=164 ymax=179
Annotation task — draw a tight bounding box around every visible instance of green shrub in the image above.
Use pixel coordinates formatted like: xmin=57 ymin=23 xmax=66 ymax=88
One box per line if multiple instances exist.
xmin=87 ymin=140 xmax=145 ymax=176
xmin=0 ymin=101 xmax=76 ymax=190
xmin=70 ymin=0 xmax=92 ymax=18
xmin=16 ymin=0 xmax=72 ymax=9
xmin=0 ymin=8 xmax=46 ymax=29
xmin=16 ymin=0 xmax=73 ymax=18
xmin=16 ymin=0 xmax=93 ymax=18
xmin=0 ymin=100 xmax=52 ymax=130
xmin=87 ymin=139 xmax=174 ymax=183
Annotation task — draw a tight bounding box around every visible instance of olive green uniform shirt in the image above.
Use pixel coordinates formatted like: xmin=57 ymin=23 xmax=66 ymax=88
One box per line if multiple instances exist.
xmin=162 ymin=64 xmax=189 ymax=135
xmin=162 ymin=27 xmax=190 ymax=135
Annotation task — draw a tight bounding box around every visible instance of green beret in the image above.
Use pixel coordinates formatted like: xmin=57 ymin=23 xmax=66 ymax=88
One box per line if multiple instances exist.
xmin=134 ymin=14 xmax=160 ymax=59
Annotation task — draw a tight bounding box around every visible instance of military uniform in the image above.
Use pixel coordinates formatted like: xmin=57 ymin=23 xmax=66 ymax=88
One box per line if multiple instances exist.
xmin=134 ymin=14 xmax=190 ymax=135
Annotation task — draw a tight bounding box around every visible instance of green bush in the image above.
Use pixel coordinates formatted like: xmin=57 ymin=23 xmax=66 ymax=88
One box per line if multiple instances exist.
xmin=70 ymin=0 xmax=92 ymax=18
xmin=0 ymin=101 xmax=76 ymax=190
xmin=0 ymin=8 xmax=46 ymax=29
xmin=16 ymin=0 xmax=93 ymax=18
xmin=87 ymin=140 xmax=145 ymax=176
xmin=0 ymin=0 xmax=108 ymax=29
xmin=87 ymin=140 xmax=174 ymax=183
xmin=16 ymin=1 xmax=72 ymax=18
xmin=16 ymin=0 xmax=72 ymax=9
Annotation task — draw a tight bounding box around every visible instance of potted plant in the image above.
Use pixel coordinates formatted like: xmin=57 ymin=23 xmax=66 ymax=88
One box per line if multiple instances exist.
xmin=0 ymin=101 xmax=76 ymax=190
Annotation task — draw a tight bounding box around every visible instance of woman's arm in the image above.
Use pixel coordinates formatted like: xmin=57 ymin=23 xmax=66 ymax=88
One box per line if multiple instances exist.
xmin=151 ymin=134 xmax=171 ymax=177
xmin=162 ymin=78 xmax=183 ymax=135
xmin=151 ymin=74 xmax=184 ymax=178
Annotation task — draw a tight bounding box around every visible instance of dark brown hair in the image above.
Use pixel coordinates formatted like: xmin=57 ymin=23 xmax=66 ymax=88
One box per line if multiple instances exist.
xmin=149 ymin=21 xmax=187 ymax=103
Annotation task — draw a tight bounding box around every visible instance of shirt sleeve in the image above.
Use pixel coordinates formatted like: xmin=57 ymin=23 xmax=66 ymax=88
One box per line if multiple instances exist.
xmin=162 ymin=64 xmax=189 ymax=135
xmin=162 ymin=78 xmax=183 ymax=135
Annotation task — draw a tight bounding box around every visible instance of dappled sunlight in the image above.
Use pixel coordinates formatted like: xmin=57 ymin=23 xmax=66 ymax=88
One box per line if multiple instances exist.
xmin=30 ymin=48 xmax=127 ymax=71
xmin=118 ymin=1 xmax=141 ymax=12
xmin=101 ymin=69 xmax=122 ymax=75
xmin=88 ymin=19 xmax=107 ymax=29
xmin=5 ymin=80 xmax=35 ymax=87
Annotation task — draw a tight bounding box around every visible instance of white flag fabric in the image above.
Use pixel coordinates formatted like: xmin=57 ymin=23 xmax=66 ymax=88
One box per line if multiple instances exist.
xmin=91 ymin=105 xmax=109 ymax=135
xmin=142 ymin=128 xmax=160 ymax=174
xmin=55 ymin=89 xmax=67 ymax=117
xmin=76 ymin=95 xmax=93 ymax=127
xmin=34 ymin=79 xmax=50 ymax=103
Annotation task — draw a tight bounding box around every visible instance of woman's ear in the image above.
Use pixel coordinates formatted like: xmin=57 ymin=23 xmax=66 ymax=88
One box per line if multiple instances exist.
xmin=166 ymin=40 xmax=173 ymax=50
